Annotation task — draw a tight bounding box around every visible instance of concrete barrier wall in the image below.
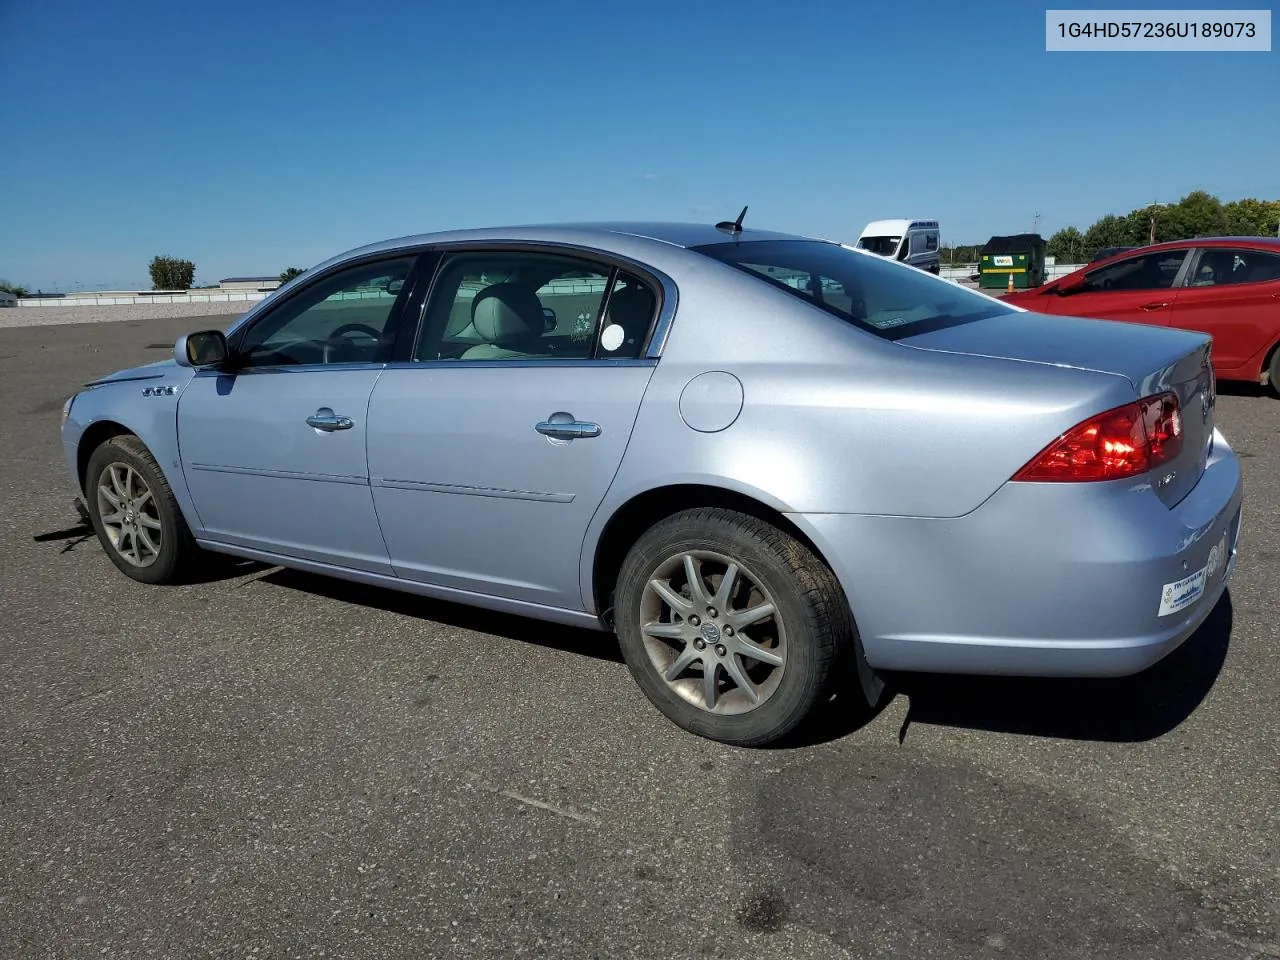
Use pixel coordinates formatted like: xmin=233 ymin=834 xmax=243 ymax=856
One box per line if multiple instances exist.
xmin=17 ymin=291 xmax=271 ymax=307
xmin=13 ymin=263 xmax=1089 ymax=311
xmin=17 ymin=277 xmax=616 ymax=308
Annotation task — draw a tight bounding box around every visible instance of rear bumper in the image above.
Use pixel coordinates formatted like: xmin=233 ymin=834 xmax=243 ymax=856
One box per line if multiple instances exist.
xmin=792 ymin=427 xmax=1244 ymax=678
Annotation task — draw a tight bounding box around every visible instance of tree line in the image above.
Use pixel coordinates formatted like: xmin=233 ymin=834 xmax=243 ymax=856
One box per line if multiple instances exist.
xmin=148 ymin=258 xmax=308 ymax=289
xmin=940 ymin=191 xmax=1280 ymax=266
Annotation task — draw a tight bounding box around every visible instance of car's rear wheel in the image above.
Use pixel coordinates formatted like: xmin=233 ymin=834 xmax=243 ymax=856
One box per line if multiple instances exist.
xmin=614 ymin=507 xmax=864 ymax=747
xmin=84 ymin=435 xmax=200 ymax=585
xmin=1267 ymin=345 xmax=1280 ymax=398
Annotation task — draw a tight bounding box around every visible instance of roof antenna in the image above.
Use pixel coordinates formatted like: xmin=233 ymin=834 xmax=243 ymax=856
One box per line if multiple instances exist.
xmin=715 ymin=205 xmax=748 ymax=235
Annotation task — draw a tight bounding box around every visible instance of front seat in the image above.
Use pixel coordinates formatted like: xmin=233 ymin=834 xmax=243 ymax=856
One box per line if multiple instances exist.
xmin=461 ymin=283 xmax=546 ymax=360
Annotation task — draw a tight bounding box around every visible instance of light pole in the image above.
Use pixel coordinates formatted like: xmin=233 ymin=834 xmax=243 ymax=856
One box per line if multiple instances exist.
xmin=1147 ymin=200 xmax=1168 ymax=244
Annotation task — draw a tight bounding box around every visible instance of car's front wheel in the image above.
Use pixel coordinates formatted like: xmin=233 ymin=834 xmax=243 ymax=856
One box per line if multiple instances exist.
xmin=614 ymin=507 xmax=866 ymax=747
xmin=84 ymin=435 xmax=200 ymax=585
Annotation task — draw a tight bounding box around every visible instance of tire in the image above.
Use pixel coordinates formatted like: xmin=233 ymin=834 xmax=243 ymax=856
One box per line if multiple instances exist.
xmin=84 ymin=434 xmax=201 ymax=585
xmin=614 ymin=507 xmax=870 ymax=747
xmin=1268 ymin=347 xmax=1280 ymax=399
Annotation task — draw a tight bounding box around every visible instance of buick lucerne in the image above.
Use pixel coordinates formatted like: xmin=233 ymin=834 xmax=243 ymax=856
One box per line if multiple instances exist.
xmin=60 ymin=220 xmax=1244 ymax=746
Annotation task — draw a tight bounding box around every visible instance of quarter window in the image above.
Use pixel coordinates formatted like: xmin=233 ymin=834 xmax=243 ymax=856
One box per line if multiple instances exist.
xmin=235 ymin=256 xmax=417 ymax=367
xmin=1187 ymin=248 xmax=1280 ymax=287
xmin=415 ymin=252 xmax=655 ymax=362
xmin=599 ymin=271 xmax=656 ymax=359
xmin=1081 ymin=250 xmax=1188 ymax=292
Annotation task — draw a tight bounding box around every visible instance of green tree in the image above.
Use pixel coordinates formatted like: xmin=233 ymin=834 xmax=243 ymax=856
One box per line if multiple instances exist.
xmin=0 ymin=280 xmax=29 ymax=297
xmin=940 ymin=244 xmax=982 ymax=264
xmin=148 ymin=255 xmax=195 ymax=290
xmin=1222 ymin=198 xmax=1280 ymax=236
xmin=1080 ymin=214 xmax=1142 ymax=261
xmin=1046 ymin=226 xmax=1084 ymax=263
xmin=280 ymin=267 xmax=306 ymax=283
xmin=1043 ymin=190 xmax=1279 ymax=265
xmin=1151 ymin=190 xmax=1227 ymax=242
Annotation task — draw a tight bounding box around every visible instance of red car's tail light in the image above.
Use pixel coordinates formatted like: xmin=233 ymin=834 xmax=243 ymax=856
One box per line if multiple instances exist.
xmin=1013 ymin=392 xmax=1183 ymax=482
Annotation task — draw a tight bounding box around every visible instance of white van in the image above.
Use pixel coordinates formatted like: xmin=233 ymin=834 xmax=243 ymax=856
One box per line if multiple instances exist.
xmin=855 ymin=219 xmax=941 ymax=273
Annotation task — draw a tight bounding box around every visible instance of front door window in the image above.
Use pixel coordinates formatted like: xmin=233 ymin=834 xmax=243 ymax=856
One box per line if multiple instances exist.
xmin=1080 ymin=250 xmax=1189 ymax=292
xmin=236 ymin=256 xmax=418 ymax=367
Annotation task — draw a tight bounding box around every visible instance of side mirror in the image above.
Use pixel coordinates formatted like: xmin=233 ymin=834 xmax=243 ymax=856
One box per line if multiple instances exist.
xmin=542 ymin=307 xmax=557 ymax=331
xmin=175 ymin=330 xmax=228 ymax=368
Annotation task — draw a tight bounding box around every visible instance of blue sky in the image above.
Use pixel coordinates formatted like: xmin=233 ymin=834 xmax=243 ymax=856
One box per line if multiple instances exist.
xmin=1 ymin=0 xmax=1276 ymax=290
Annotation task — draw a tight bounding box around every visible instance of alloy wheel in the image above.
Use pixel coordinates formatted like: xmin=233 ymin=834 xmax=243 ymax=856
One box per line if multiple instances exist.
xmin=638 ymin=550 xmax=787 ymax=715
xmin=95 ymin=461 xmax=163 ymax=567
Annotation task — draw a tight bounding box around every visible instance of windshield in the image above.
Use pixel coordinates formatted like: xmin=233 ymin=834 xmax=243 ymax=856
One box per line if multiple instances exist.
xmin=692 ymin=239 xmax=1015 ymax=339
xmin=857 ymin=235 xmax=900 ymax=257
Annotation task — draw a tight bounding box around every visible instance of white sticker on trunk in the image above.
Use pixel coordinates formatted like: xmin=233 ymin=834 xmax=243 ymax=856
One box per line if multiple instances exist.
xmin=1158 ymin=566 xmax=1207 ymax=617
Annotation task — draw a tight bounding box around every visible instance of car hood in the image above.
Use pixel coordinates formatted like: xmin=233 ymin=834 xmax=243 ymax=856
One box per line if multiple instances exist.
xmin=896 ymin=310 xmax=1210 ymax=389
xmin=85 ymin=357 xmax=187 ymax=387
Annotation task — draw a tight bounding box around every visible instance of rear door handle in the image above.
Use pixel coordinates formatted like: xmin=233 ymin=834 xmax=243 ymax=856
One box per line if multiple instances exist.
xmin=1141 ymin=301 xmax=1170 ymax=311
xmin=307 ymin=412 xmax=354 ymax=432
xmin=535 ymin=417 xmax=601 ymax=440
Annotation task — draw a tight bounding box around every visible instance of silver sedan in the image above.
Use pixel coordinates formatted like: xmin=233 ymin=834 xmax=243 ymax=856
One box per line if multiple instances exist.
xmin=60 ymin=218 xmax=1244 ymax=746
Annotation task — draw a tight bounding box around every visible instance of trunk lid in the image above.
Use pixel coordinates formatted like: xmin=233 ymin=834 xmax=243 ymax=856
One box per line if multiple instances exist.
xmin=900 ymin=311 xmax=1216 ymax=508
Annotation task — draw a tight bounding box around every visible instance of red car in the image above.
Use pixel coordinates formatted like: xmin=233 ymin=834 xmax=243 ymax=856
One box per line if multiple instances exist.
xmin=1002 ymin=237 xmax=1280 ymax=392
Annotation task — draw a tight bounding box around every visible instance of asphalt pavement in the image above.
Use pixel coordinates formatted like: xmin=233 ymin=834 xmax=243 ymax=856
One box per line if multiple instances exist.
xmin=2 ymin=315 xmax=1278 ymax=959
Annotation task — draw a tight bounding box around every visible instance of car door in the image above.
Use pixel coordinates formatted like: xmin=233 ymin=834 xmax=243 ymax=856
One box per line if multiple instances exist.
xmin=1168 ymin=246 xmax=1280 ymax=373
xmin=178 ymin=252 xmax=423 ymax=574
xmin=1042 ymin=247 xmax=1192 ymax=324
xmin=366 ymin=247 xmax=665 ymax=611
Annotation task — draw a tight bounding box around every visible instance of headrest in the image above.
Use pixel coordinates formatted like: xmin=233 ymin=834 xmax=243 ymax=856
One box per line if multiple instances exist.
xmin=606 ymin=284 xmax=655 ymax=336
xmin=472 ymin=283 xmax=544 ymax=343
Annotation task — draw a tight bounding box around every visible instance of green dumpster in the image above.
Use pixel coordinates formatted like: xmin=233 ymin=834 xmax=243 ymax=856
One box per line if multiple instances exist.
xmin=977 ymin=233 xmax=1047 ymax=290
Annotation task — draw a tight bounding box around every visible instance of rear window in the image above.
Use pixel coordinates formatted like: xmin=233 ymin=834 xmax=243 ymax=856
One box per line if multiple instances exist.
xmin=692 ymin=239 xmax=1015 ymax=339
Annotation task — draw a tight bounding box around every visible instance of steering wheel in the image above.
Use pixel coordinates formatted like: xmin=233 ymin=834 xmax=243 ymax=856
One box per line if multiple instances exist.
xmin=324 ymin=323 xmax=382 ymax=363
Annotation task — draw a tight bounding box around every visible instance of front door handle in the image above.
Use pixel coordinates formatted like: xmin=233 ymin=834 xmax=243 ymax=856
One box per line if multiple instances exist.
xmin=535 ymin=416 xmax=601 ymax=440
xmin=307 ymin=411 xmax=354 ymax=432
xmin=1141 ymin=301 xmax=1170 ymax=311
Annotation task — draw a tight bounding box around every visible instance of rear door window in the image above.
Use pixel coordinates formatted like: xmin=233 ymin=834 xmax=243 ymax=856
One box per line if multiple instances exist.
xmin=1186 ymin=248 xmax=1280 ymax=286
xmin=412 ymin=251 xmax=658 ymax=362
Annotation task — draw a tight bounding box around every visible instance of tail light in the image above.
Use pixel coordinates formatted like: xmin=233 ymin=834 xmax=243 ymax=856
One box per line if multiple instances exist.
xmin=1012 ymin=391 xmax=1183 ymax=482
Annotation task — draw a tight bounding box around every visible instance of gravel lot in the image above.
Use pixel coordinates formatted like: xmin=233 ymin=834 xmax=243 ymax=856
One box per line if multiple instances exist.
xmin=1 ymin=315 xmax=1277 ymax=960
xmin=0 ymin=299 xmax=253 ymax=330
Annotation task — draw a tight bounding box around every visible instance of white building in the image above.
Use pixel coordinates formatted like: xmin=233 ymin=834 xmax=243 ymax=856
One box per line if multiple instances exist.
xmin=219 ymin=276 xmax=281 ymax=292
